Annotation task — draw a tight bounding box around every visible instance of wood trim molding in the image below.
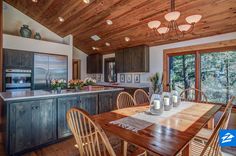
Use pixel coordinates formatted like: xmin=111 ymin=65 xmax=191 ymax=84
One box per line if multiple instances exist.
xmin=163 ymin=39 xmax=236 ymax=54
xmin=0 ymin=0 xmax=2 ymax=92
xmin=163 ymin=39 xmax=236 ymax=92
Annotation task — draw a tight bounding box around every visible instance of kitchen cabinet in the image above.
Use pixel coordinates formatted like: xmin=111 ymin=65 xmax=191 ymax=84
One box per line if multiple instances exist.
xmin=87 ymin=53 xmax=102 ymax=74
xmin=3 ymin=49 xmax=33 ymax=69
xmin=123 ymin=48 xmax=133 ymax=72
xmin=9 ymin=98 xmax=56 ymax=155
xmin=57 ymin=96 xmax=78 ymax=138
xmin=115 ymin=45 xmax=149 ymax=73
xmin=115 ymin=49 xmax=124 ymax=73
xmin=79 ymin=94 xmax=98 ymax=115
xmin=98 ymin=92 xmax=114 ymax=113
xmin=131 ymin=45 xmax=149 ymax=72
xmin=3 ymin=90 xmax=121 ymax=155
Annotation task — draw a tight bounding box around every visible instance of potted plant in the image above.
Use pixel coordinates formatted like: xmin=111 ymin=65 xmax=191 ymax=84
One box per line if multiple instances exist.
xmin=83 ymin=77 xmax=96 ymax=91
xmin=51 ymin=79 xmax=67 ymax=93
xmin=68 ymin=79 xmax=84 ymax=91
xmin=149 ymin=72 xmax=162 ymax=95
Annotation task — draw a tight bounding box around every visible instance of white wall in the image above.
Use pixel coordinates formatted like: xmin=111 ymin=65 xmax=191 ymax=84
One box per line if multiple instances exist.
xmin=73 ymin=47 xmax=88 ymax=80
xmin=3 ymin=2 xmax=90 ymax=81
xmin=3 ymin=2 xmax=63 ymax=43
xmin=3 ymin=34 xmax=73 ymax=80
xmin=149 ymin=32 xmax=236 ymax=76
xmin=104 ymin=32 xmax=236 ymax=84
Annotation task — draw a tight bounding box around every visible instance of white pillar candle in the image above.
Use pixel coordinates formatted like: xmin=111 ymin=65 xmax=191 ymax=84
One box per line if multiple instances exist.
xmin=154 ymin=100 xmax=160 ymax=109
xmin=173 ymin=95 xmax=178 ymax=103
xmin=164 ymin=97 xmax=170 ymax=106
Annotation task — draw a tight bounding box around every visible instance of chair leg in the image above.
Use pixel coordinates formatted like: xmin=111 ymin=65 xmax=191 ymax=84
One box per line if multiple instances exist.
xmin=123 ymin=141 xmax=128 ymax=156
xmin=207 ymin=118 xmax=214 ymax=130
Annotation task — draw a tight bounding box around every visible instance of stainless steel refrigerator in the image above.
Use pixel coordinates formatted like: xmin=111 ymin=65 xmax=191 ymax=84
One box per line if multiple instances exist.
xmin=33 ymin=53 xmax=68 ymax=90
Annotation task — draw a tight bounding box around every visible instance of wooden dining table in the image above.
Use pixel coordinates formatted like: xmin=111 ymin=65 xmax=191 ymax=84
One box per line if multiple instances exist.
xmin=94 ymin=102 xmax=221 ymax=156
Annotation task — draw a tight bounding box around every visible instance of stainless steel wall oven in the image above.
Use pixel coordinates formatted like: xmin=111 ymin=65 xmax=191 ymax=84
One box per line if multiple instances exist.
xmin=5 ymin=69 xmax=32 ymax=91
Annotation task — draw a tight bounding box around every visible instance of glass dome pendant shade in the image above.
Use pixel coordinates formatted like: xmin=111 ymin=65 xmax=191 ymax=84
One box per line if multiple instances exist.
xmin=178 ymin=24 xmax=191 ymax=32
xmin=164 ymin=11 xmax=181 ymax=22
xmin=186 ymin=15 xmax=202 ymax=24
xmin=157 ymin=27 xmax=169 ymax=34
xmin=148 ymin=21 xmax=161 ymax=29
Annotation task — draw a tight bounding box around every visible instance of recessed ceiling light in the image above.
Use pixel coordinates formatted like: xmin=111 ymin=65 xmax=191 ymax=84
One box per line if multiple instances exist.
xmin=125 ymin=37 xmax=130 ymax=42
xmin=91 ymin=35 xmax=101 ymax=41
xmin=92 ymin=47 xmax=99 ymax=50
xmin=106 ymin=20 xmax=113 ymax=25
xmin=58 ymin=17 xmax=65 ymax=22
xmin=32 ymin=0 xmax=38 ymax=2
xmin=83 ymin=0 xmax=90 ymax=4
xmin=105 ymin=42 xmax=111 ymax=46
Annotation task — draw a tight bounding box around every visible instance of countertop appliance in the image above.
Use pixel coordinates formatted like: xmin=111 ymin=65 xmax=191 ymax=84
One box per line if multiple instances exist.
xmin=5 ymin=69 xmax=32 ymax=91
xmin=33 ymin=53 xmax=68 ymax=90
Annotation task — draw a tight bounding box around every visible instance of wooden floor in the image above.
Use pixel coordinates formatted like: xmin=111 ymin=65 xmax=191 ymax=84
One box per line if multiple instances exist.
xmin=0 ymin=112 xmax=235 ymax=156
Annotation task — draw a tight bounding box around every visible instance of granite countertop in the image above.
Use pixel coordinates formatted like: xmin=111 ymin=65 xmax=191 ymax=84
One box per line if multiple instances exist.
xmin=96 ymin=82 xmax=150 ymax=89
xmin=0 ymin=87 xmax=124 ymax=101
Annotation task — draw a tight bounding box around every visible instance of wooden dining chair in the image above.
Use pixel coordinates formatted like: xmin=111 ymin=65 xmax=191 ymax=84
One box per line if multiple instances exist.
xmin=190 ymin=97 xmax=234 ymax=156
xmin=134 ymin=89 xmax=150 ymax=105
xmin=116 ymin=92 xmax=136 ymax=109
xmin=67 ymin=107 xmax=116 ymax=156
xmin=180 ymin=88 xmax=208 ymax=102
xmin=195 ymin=96 xmax=235 ymax=144
xmin=67 ymin=107 xmax=147 ymax=156
xmin=180 ymin=88 xmax=214 ymax=129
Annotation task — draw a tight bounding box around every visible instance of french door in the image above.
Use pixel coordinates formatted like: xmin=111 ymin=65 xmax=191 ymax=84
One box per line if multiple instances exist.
xmin=167 ymin=48 xmax=236 ymax=105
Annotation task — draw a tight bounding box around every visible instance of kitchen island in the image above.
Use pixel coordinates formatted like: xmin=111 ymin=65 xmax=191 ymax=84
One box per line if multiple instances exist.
xmin=0 ymin=87 xmax=123 ymax=155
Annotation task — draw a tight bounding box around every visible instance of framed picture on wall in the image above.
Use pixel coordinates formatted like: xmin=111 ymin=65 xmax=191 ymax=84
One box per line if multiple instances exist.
xmin=120 ymin=74 xmax=125 ymax=83
xmin=134 ymin=74 xmax=140 ymax=83
xmin=126 ymin=74 xmax=132 ymax=83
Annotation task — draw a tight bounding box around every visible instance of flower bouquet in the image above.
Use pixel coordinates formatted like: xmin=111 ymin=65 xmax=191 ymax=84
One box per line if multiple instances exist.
xmin=83 ymin=77 xmax=96 ymax=91
xmin=68 ymin=79 xmax=84 ymax=91
xmin=51 ymin=79 xmax=67 ymax=93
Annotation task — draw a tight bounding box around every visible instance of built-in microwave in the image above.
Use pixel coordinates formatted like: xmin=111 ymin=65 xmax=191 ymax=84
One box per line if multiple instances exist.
xmin=5 ymin=69 xmax=32 ymax=91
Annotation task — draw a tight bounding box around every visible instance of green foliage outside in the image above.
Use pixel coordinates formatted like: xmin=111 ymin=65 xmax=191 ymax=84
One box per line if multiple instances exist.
xmin=169 ymin=51 xmax=236 ymax=104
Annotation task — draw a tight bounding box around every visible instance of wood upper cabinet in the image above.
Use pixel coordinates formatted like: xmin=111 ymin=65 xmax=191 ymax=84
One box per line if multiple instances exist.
xmin=123 ymin=48 xmax=133 ymax=72
xmin=115 ymin=45 xmax=149 ymax=73
xmin=131 ymin=45 xmax=149 ymax=72
xmin=3 ymin=49 xmax=33 ymax=69
xmin=87 ymin=53 xmax=102 ymax=74
xmin=57 ymin=96 xmax=78 ymax=138
xmin=115 ymin=49 xmax=124 ymax=73
xmin=9 ymin=99 xmax=56 ymax=154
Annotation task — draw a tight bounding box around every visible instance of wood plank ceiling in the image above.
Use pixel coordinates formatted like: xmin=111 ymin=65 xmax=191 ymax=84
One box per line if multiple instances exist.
xmin=4 ymin=0 xmax=236 ymax=54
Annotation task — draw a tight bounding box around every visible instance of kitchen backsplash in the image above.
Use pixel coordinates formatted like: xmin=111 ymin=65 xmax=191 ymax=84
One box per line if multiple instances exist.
xmin=86 ymin=74 xmax=103 ymax=82
xmin=86 ymin=73 xmax=151 ymax=84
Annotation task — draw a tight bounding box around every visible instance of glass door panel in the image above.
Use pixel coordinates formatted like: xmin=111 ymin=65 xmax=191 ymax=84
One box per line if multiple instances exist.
xmin=201 ymin=51 xmax=236 ymax=104
xmin=169 ymin=54 xmax=195 ymax=94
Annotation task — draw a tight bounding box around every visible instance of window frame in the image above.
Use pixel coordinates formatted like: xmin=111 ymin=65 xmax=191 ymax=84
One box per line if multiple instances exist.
xmin=163 ymin=46 xmax=236 ymax=106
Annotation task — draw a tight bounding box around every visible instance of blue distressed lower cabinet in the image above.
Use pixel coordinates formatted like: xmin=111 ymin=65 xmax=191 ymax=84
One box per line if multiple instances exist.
xmin=57 ymin=96 xmax=78 ymax=139
xmin=8 ymin=99 xmax=57 ymax=155
xmin=79 ymin=94 xmax=98 ymax=115
xmin=4 ymin=91 xmax=121 ymax=155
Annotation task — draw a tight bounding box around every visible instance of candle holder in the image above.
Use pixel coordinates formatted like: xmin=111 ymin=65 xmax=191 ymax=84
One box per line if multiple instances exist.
xmin=149 ymin=95 xmax=163 ymax=115
xmin=171 ymin=90 xmax=180 ymax=107
xmin=162 ymin=92 xmax=172 ymax=111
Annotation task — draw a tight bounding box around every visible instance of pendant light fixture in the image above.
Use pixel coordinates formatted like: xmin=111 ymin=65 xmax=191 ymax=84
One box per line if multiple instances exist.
xmin=148 ymin=0 xmax=202 ymax=40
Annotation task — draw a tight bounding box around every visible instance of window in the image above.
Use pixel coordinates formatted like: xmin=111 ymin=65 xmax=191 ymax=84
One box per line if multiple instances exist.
xmin=169 ymin=54 xmax=195 ymax=94
xmin=167 ymin=48 xmax=236 ymax=105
